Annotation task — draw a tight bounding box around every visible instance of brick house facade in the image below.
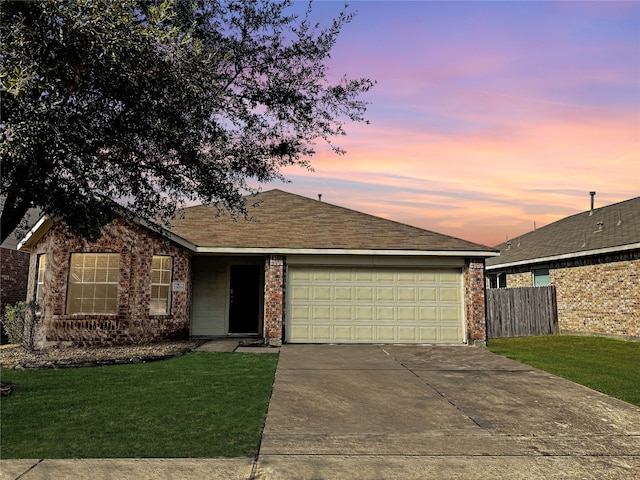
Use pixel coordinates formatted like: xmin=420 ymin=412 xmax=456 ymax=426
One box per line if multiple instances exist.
xmin=487 ymin=195 xmax=639 ymax=341
xmin=24 ymin=219 xmax=192 ymax=346
xmin=1 ymin=247 xmax=30 ymax=313
xmin=19 ymin=190 xmax=497 ymax=348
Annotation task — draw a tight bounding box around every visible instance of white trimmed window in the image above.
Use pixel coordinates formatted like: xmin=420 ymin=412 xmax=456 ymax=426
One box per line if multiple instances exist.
xmin=533 ymin=268 xmax=550 ymax=287
xmin=67 ymin=253 xmax=120 ymax=314
xmin=150 ymin=256 xmax=172 ymax=315
xmin=35 ymin=254 xmax=46 ymax=304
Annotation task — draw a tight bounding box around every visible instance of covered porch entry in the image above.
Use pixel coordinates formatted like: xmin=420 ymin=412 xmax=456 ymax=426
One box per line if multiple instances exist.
xmin=190 ymin=256 xmax=265 ymax=337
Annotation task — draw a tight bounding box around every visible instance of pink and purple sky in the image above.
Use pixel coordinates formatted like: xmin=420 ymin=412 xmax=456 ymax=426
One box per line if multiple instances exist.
xmin=264 ymin=0 xmax=639 ymax=247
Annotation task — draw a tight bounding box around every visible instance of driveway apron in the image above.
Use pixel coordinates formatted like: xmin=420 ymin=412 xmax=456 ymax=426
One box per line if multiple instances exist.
xmin=256 ymin=344 xmax=640 ymax=480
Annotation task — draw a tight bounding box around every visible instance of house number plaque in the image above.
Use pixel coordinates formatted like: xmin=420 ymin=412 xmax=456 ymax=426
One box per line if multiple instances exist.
xmin=172 ymin=281 xmax=186 ymax=292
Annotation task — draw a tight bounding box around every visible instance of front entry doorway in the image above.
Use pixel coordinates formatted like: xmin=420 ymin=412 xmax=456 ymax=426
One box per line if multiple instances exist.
xmin=229 ymin=265 xmax=262 ymax=334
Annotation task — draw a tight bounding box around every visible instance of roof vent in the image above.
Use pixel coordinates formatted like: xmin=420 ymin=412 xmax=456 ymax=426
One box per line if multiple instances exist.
xmin=595 ymin=221 xmax=604 ymax=232
xmin=589 ymin=191 xmax=596 ymax=215
xmin=317 ymin=194 xmax=322 ymax=202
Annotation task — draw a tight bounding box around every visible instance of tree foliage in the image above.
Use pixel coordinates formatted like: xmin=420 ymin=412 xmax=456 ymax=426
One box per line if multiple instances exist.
xmin=0 ymin=0 xmax=373 ymax=242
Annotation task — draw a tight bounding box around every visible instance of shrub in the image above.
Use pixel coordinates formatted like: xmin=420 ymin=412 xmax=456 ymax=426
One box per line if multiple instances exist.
xmin=2 ymin=301 xmax=40 ymax=351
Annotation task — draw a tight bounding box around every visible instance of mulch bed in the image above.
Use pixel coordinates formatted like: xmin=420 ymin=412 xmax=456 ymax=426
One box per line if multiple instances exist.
xmin=0 ymin=340 xmax=203 ymax=370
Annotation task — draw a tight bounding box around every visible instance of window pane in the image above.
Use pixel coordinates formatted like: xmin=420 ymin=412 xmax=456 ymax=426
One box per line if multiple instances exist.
xmin=533 ymin=269 xmax=550 ymax=287
xmin=160 ymin=270 xmax=171 ymax=284
xmin=67 ymin=254 xmax=119 ymax=314
xmin=150 ymin=256 xmax=172 ymax=315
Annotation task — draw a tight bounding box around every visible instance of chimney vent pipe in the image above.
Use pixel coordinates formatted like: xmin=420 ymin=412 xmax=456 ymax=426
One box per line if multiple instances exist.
xmin=589 ymin=191 xmax=596 ymax=215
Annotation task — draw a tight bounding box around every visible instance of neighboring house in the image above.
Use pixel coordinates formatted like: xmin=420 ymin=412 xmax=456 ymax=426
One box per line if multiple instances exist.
xmin=486 ymin=195 xmax=640 ymax=340
xmin=1 ymin=209 xmax=40 ymax=321
xmin=0 ymin=244 xmax=30 ymax=315
xmin=18 ymin=189 xmax=498 ymax=348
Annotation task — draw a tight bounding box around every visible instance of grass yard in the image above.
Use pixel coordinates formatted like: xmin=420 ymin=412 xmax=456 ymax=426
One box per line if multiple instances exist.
xmin=0 ymin=352 xmax=278 ymax=458
xmin=488 ymin=335 xmax=640 ymax=407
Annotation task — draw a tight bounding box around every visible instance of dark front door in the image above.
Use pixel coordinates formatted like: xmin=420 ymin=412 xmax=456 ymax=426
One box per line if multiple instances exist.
xmin=229 ymin=265 xmax=261 ymax=334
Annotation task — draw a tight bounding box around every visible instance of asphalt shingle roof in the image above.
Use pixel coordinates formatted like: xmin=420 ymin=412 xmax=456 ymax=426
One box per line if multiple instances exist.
xmin=168 ymin=189 xmax=493 ymax=253
xmin=487 ymin=196 xmax=640 ymax=267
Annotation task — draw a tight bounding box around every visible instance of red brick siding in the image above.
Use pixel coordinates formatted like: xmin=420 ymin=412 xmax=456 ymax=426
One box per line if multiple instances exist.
xmin=27 ymin=219 xmax=191 ymax=347
xmin=464 ymin=258 xmax=487 ymax=344
xmin=1 ymin=247 xmax=30 ymax=313
xmin=263 ymin=255 xmax=284 ymax=345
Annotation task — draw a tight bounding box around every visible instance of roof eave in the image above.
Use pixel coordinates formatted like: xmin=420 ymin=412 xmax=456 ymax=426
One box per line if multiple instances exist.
xmin=486 ymin=242 xmax=640 ymax=270
xmin=17 ymin=216 xmax=53 ymax=252
xmin=193 ymin=247 xmax=500 ymax=257
xmin=132 ymin=217 xmax=197 ymax=252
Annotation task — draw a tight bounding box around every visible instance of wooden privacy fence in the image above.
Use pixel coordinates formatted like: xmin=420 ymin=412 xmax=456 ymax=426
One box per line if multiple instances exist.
xmin=486 ymin=286 xmax=559 ymax=339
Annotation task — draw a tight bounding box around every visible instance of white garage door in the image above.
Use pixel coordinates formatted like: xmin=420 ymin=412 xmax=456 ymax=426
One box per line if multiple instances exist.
xmin=287 ymin=266 xmax=464 ymax=343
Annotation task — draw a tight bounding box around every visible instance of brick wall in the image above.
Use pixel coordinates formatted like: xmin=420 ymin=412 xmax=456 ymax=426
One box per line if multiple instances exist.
xmin=26 ymin=219 xmax=191 ymax=347
xmin=500 ymin=251 xmax=639 ymax=339
xmin=263 ymin=255 xmax=284 ymax=346
xmin=506 ymin=272 xmax=532 ymax=288
xmin=464 ymin=258 xmax=487 ymax=344
xmin=552 ymin=256 xmax=639 ymax=339
xmin=0 ymin=247 xmax=30 ymax=313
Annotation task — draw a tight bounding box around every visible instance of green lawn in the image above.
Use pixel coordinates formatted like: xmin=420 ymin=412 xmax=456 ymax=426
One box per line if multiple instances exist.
xmin=0 ymin=352 xmax=278 ymax=458
xmin=488 ymin=335 xmax=640 ymax=407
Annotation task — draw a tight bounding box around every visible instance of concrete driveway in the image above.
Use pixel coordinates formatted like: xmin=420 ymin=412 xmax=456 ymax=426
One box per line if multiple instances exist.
xmin=256 ymin=344 xmax=640 ymax=479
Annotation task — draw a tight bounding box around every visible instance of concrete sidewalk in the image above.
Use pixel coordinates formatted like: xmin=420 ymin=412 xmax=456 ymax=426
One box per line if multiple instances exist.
xmin=2 ymin=344 xmax=640 ymax=479
xmin=0 ymin=458 xmax=255 ymax=480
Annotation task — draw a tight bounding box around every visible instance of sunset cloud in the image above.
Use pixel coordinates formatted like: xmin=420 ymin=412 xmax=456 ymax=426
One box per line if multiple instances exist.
xmin=268 ymin=1 xmax=640 ymax=246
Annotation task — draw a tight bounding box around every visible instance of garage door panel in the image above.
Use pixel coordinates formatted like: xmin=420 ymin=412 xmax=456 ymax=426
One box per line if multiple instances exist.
xmin=334 ymin=326 xmax=353 ymax=341
xmin=441 ymin=307 xmax=462 ymax=321
xmin=312 ymin=306 xmax=331 ymax=320
xmin=312 ymin=269 xmax=332 ymax=281
xmin=398 ymin=326 xmax=419 ymax=341
xmin=398 ymin=306 xmax=417 ymax=321
xmin=313 ymin=287 xmax=331 ymax=301
xmin=288 ymin=266 xmax=464 ymax=343
xmin=355 ymin=326 xmax=374 ymax=341
xmin=290 ymin=325 xmax=310 ymax=341
xmin=375 ymin=271 xmax=395 ymax=281
xmin=376 ymin=286 xmax=395 ymax=301
xmin=440 ymin=287 xmax=460 ymax=302
xmin=291 ymin=286 xmax=311 ymax=301
xmin=291 ymin=305 xmax=311 ymax=320
xmin=334 ymin=270 xmax=353 ymax=281
xmin=419 ymin=306 xmax=438 ymax=322
xmin=377 ymin=306 xmax=395 ymax=321
xmin=334 ymin=306 xmax=353 ymax=321
xmin=440 ymin=272 xmax=460 ymax=283
xmin=441 ymin=326 xmax=462 ymax=342
xmin=355 ymin=306 xmax=374 ymax=321
xmin=312 ymin=325 xmax=332 ymax=340
xmin=355 ymin=270 xmax=373 ymax=281
xmin=418 ymin=272 xmax=438 ymax=282
xmin=355 ymin=287 xmax=374 ymax=301
xmin=397 ymin=287 xmax=416 ymax=301
xmin=376 ymin=325 xmax=395 ymax=341
xmin=397 ymin=271 xmax=417 ymax=282
xmin=419 ymin=287 xmax=437 ymax=302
